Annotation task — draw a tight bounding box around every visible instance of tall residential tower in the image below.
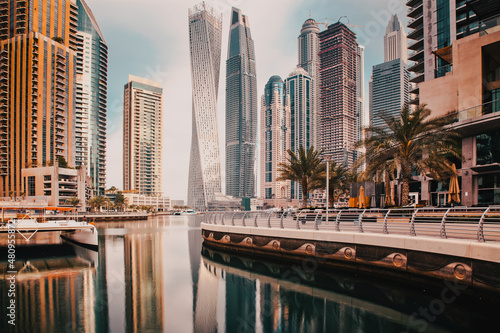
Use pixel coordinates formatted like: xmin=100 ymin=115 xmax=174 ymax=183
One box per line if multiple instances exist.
xmin=298 ymin=18 xmax=320 ymax=148
xmin=0 ymin=0 xmax=78 ymax=197
xmin=188 ymin=3 xmax=223 ymax=210
xmin=225 ymin=7 xmax=257 ymax=199
xmin=75 ymin=0 xmax=108 ymax=196
xmin=123 ymin=75 xmax=163 ymax=196
xmin=318 ymin=22 xmax=359 ymax=167
xmin=384 ymin=14 xmax=407 ymax=63
xmin=261 ymin=76 xmax=290 ymax=200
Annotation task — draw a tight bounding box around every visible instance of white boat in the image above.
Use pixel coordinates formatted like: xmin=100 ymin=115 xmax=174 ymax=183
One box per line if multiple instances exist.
xmin=181 ymin=209 xmax=197 ymax=215
xmin=1 ymin=218 xmax=98 ymax=250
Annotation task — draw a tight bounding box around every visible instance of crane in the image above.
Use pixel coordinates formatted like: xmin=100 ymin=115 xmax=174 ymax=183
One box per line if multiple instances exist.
xmin=317 ymin=16 xmax=363 ymax=29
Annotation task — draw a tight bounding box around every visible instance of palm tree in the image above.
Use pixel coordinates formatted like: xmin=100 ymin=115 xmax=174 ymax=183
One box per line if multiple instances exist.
xmin=89 ymin=196 xmax=106 ymax=212
xmin=114 ymin=193 xmax=126 ymax=212
xmin=321 ymin=161 xmax=353 ymax=208
xmin=67 ymin=196 xmax=80 ymax=209
xmin=356 ymin=105 xmax=460 ymax=206
xmin=277 ymin=146 xmax=324 ymax=208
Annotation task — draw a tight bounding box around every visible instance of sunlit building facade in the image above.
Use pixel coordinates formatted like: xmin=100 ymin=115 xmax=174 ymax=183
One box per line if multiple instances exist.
xmin=188 ymin=3 xmax=223 ymax=210
xmin=0 ymin=0 xmax=79 ymax=197
xmin=123 ymin=75 xmax=163 ymax=196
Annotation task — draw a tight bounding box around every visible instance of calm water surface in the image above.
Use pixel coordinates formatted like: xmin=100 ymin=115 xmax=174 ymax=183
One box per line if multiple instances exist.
xmin=1 ymin=215 xmax=499 ymax=332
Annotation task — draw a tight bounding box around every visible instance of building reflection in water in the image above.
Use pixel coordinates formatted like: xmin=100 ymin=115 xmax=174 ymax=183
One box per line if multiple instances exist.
xmin=0 ymin=245 xmax=97 ymax=332
xmin=124 ymin=231 xmax=164 ymax=332
xmin=198 ymin=246 xmax=479 ymax=333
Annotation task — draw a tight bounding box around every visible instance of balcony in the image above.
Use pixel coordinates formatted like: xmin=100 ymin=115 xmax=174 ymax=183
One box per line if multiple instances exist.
xmin=409 ymin=72 xmax=425 ymax=84
xmin=409 ymin=48 xmax=424 ymax=62
xmin=408 ymin=61 xmax=424 ymax=74
xmin=407 ymin=3 xmax=423 ymax=18
xmin=406 ymin=0 xmax=422 ymax=7
xmin=407 ymin=26 xmax=423 ymax=40
xmin=408 ymin=13 xmax=423 ymax=29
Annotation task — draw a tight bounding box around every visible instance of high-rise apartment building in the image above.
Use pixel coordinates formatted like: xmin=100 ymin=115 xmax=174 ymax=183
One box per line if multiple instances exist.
xmin=188 ymin=3 xmax=223 ymax=210
xmin=318 ymin=22 xmax=359 ymax=168
xmin=261 ymin=75 xmax=290 ymax=200
xmin=370 ymin=59 xmax=410 ymax=128
xmin=123 ymin=75 xmax=163 ymax=196
xmin=406 ymin=0 xmax=500 ymax=206
xmin=298 ymin=18 xmax=320 ymax=148
xmin=370 ymin=16 xmax=409 ymax=129
xmin=225 ymin=7 xmax=257 ymax=199
xmin=406 ymin=0 xmax=500 ymax=105
xmin=75 ymin=0 xmax=107 ymax=196
xmin=0 ymin=0 xmax=79 ymax=197
xmin=384 ymin=14 xmax=408 ymax=64
xmin=356 ymin=45 xmax=366 ymax=140
xmin=285 ymin=67 xmax=313 ymax=199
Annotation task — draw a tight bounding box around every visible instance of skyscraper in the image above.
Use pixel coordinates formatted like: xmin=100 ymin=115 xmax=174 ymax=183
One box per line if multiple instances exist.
xmin=285 ymin=67 xmax=313 ymax=199
xmin=75 ymin=0 xmax=108 ymax=196
xmin=356 ymin=45 xmax=366 ymax=140
xmin=384 ymin=14 xmax=408 ymax=64
xmin=123 ymin=75 xmax=163 ymax=196
xmin=298 ymin=18 xmax=320 ymax=148
xmin=370 ymin=16 xmax=409 ymax=130
xmin=188 ymin=2 xmax=223 ymax=210
xmin=225 ymin=7 xmax=257 ymax=199
xmin=0 ymin=0 xmax=78 ymax=197
xmin=318 ymin=22 xmax=359 ymax=168
xmin=261 ymin=76 xmax=290 ymax=200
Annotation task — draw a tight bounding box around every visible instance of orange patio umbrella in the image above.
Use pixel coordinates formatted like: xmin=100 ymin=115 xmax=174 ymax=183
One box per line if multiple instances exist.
xmin=448 ymin=164 xmax=460 ymax=204
xmin=358 ymin=186 xmax=366 ymax=209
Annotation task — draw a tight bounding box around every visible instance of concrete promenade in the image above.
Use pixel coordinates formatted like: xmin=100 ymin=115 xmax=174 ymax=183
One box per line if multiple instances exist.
xmin=201 ymin=208 xmax=500 ymax=291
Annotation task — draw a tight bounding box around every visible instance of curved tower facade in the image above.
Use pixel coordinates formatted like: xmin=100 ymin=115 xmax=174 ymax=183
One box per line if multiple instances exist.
xmin=76 ymin=0 xmax=108 ymax=196
xmin=225 ymin=7 xmax=257 ymax=199
xmin=188 ymin=3 xmax=223 ymax=210
xmin=260 ymin=76 xmax=290 ymax=200
xmin=298 ymin=18 xmax=320 ymax=148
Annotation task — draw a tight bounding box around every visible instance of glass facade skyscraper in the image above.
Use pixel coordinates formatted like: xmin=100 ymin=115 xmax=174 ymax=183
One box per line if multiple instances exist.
xmin=188 ymin=3 xmax=223 ymax=210
xmin=225 ymin=7 xmax=257 ymax=199
xmin=75 ymin=0 xmax=107 ymax=196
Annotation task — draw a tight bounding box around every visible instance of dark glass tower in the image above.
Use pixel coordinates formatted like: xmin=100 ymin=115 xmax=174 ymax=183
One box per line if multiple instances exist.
xmin=225 ymin=7 xmax=257 ymax=199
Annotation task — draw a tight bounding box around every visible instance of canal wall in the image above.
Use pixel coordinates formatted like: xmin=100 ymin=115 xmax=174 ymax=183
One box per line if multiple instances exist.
xmin=201 ymin=223 xmax=500 ymax=292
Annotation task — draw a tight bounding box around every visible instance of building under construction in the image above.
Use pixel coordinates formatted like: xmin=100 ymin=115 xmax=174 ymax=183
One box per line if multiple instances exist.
xmin=318 ymin=22 xmax=359 ymax=167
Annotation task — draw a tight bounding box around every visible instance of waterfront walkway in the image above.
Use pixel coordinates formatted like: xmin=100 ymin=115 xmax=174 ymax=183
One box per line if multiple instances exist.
xmin=201 ymin=207 xmax=500 ymax=291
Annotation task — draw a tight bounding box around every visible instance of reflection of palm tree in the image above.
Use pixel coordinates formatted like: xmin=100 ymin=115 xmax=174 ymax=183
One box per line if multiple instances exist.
xmin=277 ymin=146 xmax=324 ymax=208
xmin=357 ymin=105 xmax=460 ymax=206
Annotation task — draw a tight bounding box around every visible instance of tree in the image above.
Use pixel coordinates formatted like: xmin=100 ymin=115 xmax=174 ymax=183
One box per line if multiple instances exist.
xmin=114 ymin=193 xmax=126 ymax=212
xmin=89 ymin=196 xmax=106 ymax=212
xmin=356 ymin=105 xmax=460 ymax=206
xmin=52 ymin=36 xmax=64 ymax=43
xmin=277 ymin=146 xmax=324 ymax=208
xmin=321 ymin=161 xmax=353 ymax=208
xmin=67 ymin=196 xmax=80 ymax=209
xmin=107 ymin=186 xmax=117 ymax=193
xmin=57 ymin=156 xmax=69 ymax=168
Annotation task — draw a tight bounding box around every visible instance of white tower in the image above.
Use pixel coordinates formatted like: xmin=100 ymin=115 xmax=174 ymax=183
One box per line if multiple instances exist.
xmin=384 ymin=14 xmax=407 ymax=64
xmin=187 ymin=2 xmax=223 ymax=210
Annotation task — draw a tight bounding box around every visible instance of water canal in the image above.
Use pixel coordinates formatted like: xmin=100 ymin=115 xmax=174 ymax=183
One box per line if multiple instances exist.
xmin=1 ymin=215 xmax=498 ymax=332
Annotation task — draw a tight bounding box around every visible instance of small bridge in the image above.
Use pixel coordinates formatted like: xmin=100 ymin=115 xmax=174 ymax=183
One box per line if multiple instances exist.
xmin=201 ymin=207 xmax=500 ymax=291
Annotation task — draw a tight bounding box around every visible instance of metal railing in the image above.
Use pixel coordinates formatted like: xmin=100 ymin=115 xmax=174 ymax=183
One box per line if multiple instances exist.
xmin=203 ymin=207 xmax=500 ymax=242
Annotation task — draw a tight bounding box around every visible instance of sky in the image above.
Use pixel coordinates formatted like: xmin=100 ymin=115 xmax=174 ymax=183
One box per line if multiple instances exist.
xmin=83 ymin=0 xmax=409 ymax=201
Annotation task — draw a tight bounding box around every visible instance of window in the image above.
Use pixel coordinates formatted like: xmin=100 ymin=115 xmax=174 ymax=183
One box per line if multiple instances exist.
xmin=477 ymin=131 xmax=500 ymax=165
xmin=28 ymin=176 xmax=36 ymax=196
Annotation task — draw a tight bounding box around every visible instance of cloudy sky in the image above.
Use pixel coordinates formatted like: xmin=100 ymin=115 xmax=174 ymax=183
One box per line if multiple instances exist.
xmin=84 ymin=0 xmax=408 ymax=201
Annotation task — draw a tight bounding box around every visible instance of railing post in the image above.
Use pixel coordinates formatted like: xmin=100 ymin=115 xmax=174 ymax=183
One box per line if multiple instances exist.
xmin=314 ymin=211 xmax=321 ymax=230
xmin=296 ymin=210 xmax=301 ymax=230
xmin=267 ymin=212 xmax=273 ymax=228
xmin=478 ymin=207 xmax=490 ymax=242
xmin=383 ymin=209 xmax=391 ymax=234
xmin=280 ymin=212 xmax=284 ymax=229
xmin=254 ymin=213 xmax=259 ymax=228
xmin=358 ymin=209 xmax=366 ymax=233
xmin=335 ymin=210 xmax=342 ymax=232
xmin=410 ymin=208 xmax=419 ymax=236
xmin=231 ymin=212 xmax=237 ymax=226
xmin=440 ymin=208 xmax=451 ymax=239
xmin=221 ymin=212 xmax=225 ymax=226
xmin=242 ymin=212 xmax=247 ymax=227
